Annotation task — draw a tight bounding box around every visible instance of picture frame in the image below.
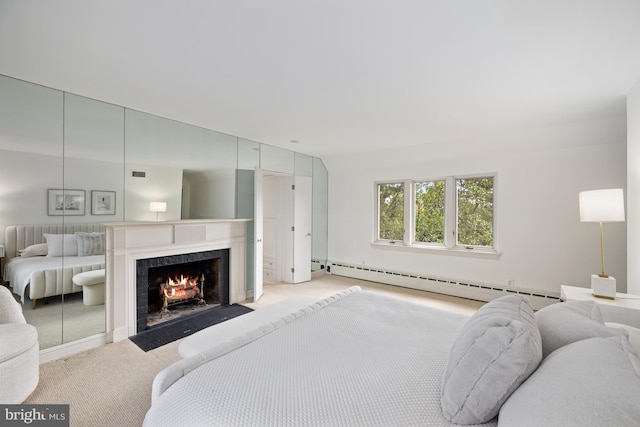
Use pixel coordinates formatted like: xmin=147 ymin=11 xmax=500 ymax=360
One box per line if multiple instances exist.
xmin=91 ymin=190 xmax=116 ymax=215
xmin=48 ymin=189 xmax=85 ymax=216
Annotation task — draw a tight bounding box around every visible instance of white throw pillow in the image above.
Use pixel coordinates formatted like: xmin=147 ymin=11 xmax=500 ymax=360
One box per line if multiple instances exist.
xmin=498 ymin=336 xmax=640 ymax=427
xmin=606 ymin=322 xmax=640 ymax=355
xmin=20 ymin=243 xmax=48 ymax=257
xmin=535 ymin=300 xmax=627 ymax=358
xmin=440 ymin=294 xmax=542 ymax=425
xmin=44 ymin=233 xmax=78 ymax=257
xmin=75 ymin=232 xmax=105 ymax=256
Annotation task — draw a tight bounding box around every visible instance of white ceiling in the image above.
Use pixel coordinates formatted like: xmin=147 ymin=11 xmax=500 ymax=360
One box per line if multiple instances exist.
xmin=1 ymin=0 xmax=639 ymax=159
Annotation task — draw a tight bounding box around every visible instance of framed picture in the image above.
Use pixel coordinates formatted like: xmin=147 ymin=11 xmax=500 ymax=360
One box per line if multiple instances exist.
xmin=91 ymin=190 xmax=116 ymax=215
xmin=48 ymin=189 xmax=85 ymax=216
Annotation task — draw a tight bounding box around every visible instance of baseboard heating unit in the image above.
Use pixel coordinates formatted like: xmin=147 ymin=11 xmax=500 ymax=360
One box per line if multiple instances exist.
xmin=329 ymin=262 xmax=560 ymax=310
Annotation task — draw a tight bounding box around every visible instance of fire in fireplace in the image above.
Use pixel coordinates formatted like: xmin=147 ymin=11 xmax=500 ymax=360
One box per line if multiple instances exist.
xmin=136 ymin=249 xmax=230 ymax=331
xmin=159 ymin=272 xmax=206 ymax=316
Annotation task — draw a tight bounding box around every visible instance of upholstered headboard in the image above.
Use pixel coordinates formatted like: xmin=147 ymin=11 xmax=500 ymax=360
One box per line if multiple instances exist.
xmin=4 ymin=223 xmax=105 ymax=262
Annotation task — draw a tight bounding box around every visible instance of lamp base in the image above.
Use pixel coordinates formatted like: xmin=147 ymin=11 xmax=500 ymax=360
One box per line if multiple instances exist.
xmin=591 ymin=274 xmax=616 ymax=300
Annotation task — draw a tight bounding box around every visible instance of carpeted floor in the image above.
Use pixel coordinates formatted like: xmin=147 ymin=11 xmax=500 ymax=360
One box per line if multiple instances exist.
xmin=21 ymin=292 xmax=105 ymax=349
xmin=25 ymin=338 xmax=181 ymax=427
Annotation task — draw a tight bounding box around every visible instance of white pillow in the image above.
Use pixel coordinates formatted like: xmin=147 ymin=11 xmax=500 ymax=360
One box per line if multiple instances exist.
xmin=20 ymin=243 xmax=48 ymax=257
xmin=43 ymin=233 xmax=78 ymax=257
xmin=606 ymin=322 xmax=640 ymax=355
xmin=75 ymin=232 xmax=105 ymax=256
xmin=535 ymin=300 xmax=627 ymax=358
xmin=498 ymin=336 xmax=640 ymax=426
xmin=440 ymin=294 xmax=542 ymax=425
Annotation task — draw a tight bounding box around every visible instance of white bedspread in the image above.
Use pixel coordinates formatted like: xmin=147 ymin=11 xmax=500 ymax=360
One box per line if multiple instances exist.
xmin=144 ymin=287 xmax=498 ymax=427
xmin=6 ymin=255 xmax=104 ymax=302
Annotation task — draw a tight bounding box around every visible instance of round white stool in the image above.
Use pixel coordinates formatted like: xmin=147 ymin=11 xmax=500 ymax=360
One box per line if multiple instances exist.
xmin=73 ymin=269 xmax=106 ymax=306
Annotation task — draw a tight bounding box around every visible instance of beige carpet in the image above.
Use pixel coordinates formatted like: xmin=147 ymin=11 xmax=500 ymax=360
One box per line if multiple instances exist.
xmin=22 ymin=292 xmax=105 ymax=349
xmin=25 ymin=338 xmax=180 ymax=427
xmin=25 ymin=274 xmax=483 ymax=427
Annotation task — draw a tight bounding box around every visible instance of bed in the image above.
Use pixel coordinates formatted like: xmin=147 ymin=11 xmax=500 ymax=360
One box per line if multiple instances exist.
xmin=4 ymin=224 xmax=105 ymax=308
xmin=144 ymin=286 xmax=640 ymax=426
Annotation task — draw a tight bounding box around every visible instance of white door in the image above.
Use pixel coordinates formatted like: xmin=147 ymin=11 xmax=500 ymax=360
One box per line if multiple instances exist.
xmin=253 ymin=168 xmax=264 ymax=301
xmin=293 ymin=175 xmax=312 ymax=283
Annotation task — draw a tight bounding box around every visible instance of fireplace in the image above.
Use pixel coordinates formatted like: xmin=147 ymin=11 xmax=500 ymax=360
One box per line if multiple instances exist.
xmin=105 ymin=219 xmax=249 ymax=343
xmin=136 ymin=249 xmax=230 ymax=332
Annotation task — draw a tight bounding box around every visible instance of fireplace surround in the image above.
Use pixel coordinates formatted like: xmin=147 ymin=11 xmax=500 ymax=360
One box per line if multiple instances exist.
xmin=105 ymin=219 xmax=250 ymax=342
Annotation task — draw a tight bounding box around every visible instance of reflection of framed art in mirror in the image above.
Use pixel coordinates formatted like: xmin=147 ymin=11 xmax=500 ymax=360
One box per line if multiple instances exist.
xmin=48 ymin=189 xmax=85 ymax=216
xmin=91 ymin=190 xmax=116 ymax=215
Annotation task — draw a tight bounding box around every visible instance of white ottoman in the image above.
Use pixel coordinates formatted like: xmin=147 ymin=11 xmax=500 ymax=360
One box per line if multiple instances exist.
xmin=73 ymin=269 xmax=106 ymax=306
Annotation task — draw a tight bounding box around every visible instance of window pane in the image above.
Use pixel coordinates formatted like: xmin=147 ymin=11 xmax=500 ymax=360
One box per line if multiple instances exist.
xmin=378 ymin=182 xmax=404 ymax=240
xmin=415 ymin=180 xmax=445 ymax=243
xmin=457 ymin=177 xmax=493 ymax=247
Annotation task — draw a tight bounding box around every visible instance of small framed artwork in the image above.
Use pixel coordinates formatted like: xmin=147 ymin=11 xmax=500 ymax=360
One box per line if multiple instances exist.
xmin=91 ymin=190 xmax=116 ymax=215
xmin=48 ymin=189 xmax=85 ymax=216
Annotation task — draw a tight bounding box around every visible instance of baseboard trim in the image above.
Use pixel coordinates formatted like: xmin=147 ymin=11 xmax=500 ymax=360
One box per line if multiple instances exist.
xmin=328 ymin=261 xmax=559 ymax=310
xmin=39 ymin=333 xmax=107 ymax=364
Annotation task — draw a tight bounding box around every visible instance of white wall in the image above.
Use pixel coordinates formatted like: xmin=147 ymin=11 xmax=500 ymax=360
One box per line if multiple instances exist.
xmin=124 ymin=163 xmax=183 ymax=221
xmin=627 ymin=80 xmax=640 ymax=295
xmin=324 ymin=116 xmax=627 ymax=296
xmin=0 ymin=150 xmax=62 ymax=240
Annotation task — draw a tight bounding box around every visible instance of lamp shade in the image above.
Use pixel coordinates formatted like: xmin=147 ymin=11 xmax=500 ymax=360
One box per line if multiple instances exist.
xmin=579 ymin=189 xmax=625 ymax=223
xmin=149 ymin=202 xmax=167 ymax=213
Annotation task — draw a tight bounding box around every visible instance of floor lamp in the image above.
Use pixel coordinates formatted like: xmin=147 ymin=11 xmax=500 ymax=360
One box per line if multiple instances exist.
xmin=579 ymin=188 xmax=625 ymax=299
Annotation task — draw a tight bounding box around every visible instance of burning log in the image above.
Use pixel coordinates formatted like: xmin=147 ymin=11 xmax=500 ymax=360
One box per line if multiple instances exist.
xmin=159 ymin=273 xmax=202 ymax=316
xmin=164 ymin=286 xmax=199 ymax=302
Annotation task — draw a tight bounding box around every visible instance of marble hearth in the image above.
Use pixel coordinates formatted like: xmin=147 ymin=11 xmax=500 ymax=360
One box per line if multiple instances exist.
xmin=104 ymin=219 xmax=250 ymax=342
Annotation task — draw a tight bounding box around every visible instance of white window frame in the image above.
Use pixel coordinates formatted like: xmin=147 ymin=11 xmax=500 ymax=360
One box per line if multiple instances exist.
xmin=411 ymin=177 xmax=448 ymax=248
xmin=374 ymin=180 xmax=406 ymax=245
xmin=373 ymin=173 xmax=499 ymax=259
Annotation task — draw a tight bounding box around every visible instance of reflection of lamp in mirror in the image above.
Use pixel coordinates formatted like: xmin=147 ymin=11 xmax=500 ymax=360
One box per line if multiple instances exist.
xmin=579 ymin=188 xmax=625 ymax=299
xmin=149 ymin=202 xmax=167 ymax=221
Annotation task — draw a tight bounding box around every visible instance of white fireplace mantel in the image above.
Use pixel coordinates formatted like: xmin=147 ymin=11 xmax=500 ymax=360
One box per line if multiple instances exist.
xmin=104 ymin=219 xmax=250 ymax=342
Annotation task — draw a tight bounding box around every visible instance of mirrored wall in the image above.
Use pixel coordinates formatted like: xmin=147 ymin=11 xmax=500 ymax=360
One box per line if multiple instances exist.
xmin=0 ymin=73 xmax=328 ymax=349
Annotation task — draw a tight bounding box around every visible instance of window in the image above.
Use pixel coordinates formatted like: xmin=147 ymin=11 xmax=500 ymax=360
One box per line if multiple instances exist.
xmin=375 ymin=174 xmax=497 ymax=257
xmin=456 ymin=177 xmax=493 ymax=248
xmin=377 ymin=182 xmax=404 ymax=241
xmin=414 ymin=180 xmax=445 ymax=244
